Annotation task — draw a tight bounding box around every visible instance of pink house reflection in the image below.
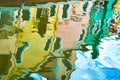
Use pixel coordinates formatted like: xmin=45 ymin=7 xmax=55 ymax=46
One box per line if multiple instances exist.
xmin=56 ymin=2 xmax=93 ymax=48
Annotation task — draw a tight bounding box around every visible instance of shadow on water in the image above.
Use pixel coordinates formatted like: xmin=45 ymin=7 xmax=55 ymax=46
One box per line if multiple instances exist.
xmin=0 ymin=55 xmax=11 ymax=76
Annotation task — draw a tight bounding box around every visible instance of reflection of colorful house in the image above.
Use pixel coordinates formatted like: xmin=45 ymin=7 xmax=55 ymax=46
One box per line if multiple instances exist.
xmin=4 ymin=3 xmax=79 ymax=80
xmin=107 ymin=0 xmax=120 ymax=36
xmin=3 ymin=5 xmax=58 ymax=80
xmin=0 ymin=7 xmax=19 ymax=79
xmin=56 ymin=2 xmax=92 ymax=49
xmin=0 ymin=7 xmax=19 ymax=55
xmin=52 ymin=2 xmax=93 ymax=80
xmin=85 ymin=0 xmax=116 ymax=59
xmin=1 ymin=2 xmax=92 ymax=80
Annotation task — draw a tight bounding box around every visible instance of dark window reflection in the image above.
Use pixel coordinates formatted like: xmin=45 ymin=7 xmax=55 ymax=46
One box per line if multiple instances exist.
xmin=53 ymin=37 xmax=61 ymax=51
xmin=50 ymin=5 xmax=56 ymax=17
xmin=62 ymin=4 xmax=69 ymax=19
xmin=38 ymin=9 xmax=48 ymax=37
xmin=44 ymin=37 xmax=52 ymax=51
xmin=36 ymin=8 xmax=42 ymax=19
xmin=22 ymin=10 xmax=30 ymax=20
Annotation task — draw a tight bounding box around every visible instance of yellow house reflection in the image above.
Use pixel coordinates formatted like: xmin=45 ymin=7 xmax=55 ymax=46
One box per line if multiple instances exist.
xmin=2 ymin=5 xmax=59 ymax=79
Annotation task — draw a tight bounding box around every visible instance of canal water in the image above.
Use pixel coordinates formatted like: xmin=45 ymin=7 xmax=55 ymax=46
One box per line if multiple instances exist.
xmin=0 ymin=1 xmax=120 ymax=80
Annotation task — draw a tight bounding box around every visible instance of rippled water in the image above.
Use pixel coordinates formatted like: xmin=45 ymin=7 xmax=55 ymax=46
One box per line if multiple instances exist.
xmin=0 ymin=0 xmax=120 ymax=80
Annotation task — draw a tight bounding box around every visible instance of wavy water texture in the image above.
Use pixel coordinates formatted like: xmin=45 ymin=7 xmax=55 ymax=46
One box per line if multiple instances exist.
xmin=71 ymin=35 xmax=120 ymax=80
xmin=0 ymin=0 xmax=120 ymax=80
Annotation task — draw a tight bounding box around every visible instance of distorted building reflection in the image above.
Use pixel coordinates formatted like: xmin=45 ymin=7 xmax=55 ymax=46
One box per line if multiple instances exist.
xmin=0 ymin=7 xmax=19 ymax=78
xmin=1 ymin=1 xmax=118 ymax=80
xmin=85 ymin=0 xmax=116 ymax=59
